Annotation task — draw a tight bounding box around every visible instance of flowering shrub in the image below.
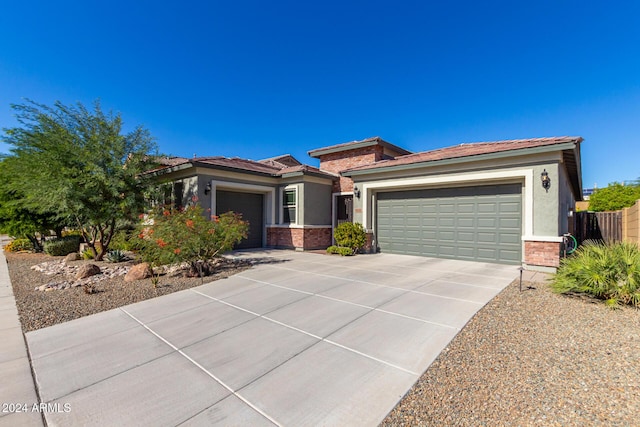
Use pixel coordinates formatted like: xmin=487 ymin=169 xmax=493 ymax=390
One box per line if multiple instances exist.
xmin=4 ymin=238 xmax=34 ymax=252
xmin=132 ymin=205 xmax=248 ymax=277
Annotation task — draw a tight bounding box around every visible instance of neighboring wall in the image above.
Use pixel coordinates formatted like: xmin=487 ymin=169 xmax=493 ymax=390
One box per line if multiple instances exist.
xmin=623 ymin=200 xmax=640 ymax=244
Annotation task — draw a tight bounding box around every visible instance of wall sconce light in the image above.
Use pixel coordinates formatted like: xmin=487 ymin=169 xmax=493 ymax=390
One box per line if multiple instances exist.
xmin=204 ymin=182 xmax=212 ymax=195
xmin=541 ymin=169 xmax=551 ymax=192
xmin=353 ymin=186 xmax=361 ymax=199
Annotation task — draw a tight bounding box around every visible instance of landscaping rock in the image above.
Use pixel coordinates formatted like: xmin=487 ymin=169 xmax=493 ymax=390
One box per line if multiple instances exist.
xmin=64 ymin=252 xmax=81 ymax=263
xmin=75 ymin=263 xmax=101 ymax=279
xmin=125 ymin=262 xmax=152 ymax=282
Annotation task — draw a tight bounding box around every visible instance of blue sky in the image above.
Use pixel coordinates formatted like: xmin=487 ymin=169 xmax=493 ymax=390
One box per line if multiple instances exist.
xmin=1 ymin=1 xmax=639 ymax=189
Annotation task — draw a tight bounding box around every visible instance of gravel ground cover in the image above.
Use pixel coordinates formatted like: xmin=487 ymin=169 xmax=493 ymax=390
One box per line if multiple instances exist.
xmin=7 ymin=252 xmax=250 ymax=332
xmin=382 ymin=279 xmax=640 ymax=426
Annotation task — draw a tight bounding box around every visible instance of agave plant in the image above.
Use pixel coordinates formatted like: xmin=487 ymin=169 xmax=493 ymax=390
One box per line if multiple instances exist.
xmin=105 ymin=249 xmax=127 ymax=263
xmin=551 ymin=241 xmax=640 ymax=308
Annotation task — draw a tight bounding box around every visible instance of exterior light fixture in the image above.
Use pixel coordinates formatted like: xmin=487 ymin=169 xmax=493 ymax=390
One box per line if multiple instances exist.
xmin=353 ymin=186 xmax=361 ymax=199
xmin=204 ymin=182 xmax=212 ymax=195
xmin=541 ymin=169 xmax=551 ymax=192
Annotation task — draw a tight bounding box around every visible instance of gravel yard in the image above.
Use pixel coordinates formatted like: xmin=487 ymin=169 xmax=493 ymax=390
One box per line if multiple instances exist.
xmin=382 ymin=279 xmax=640 ymax=426
xmin=7 ymin=251 xmax=640 ymax=425
xmin=7 ymin=252 xmax=250 ymax=332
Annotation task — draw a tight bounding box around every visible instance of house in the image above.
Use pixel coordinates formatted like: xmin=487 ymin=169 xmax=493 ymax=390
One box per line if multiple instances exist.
xmin=150 ymin=136 xmax=583 ymax=271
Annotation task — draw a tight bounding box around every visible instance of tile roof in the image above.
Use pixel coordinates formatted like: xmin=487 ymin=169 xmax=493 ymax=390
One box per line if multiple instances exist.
xmin=259 ymin=154 xmax=302 ymax=168
xmin=308 ymin=136 xmax=412 ymax=158
xmin=344 ymin=136 xmax=583 ymax=172
xmin=151 ymin=155 xmax=336 ymax=179
xmin=275 ymin=164 xmax=338 ymax=178
xmin=192 ymin=157 xmax=282 ymax=174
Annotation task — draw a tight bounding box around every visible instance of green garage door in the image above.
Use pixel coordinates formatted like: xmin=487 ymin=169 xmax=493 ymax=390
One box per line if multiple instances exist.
xmin=216 ymin=190 xmax=264 ymax=249
xmin=376 ymin=184 xmax=522 ymax=264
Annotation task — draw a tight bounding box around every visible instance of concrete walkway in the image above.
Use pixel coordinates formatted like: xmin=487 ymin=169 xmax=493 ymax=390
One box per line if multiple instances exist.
xmin=14 ymin=250 xmax=519 ymax=426
xmin=0 ymin=240 xmax=44 ymax=426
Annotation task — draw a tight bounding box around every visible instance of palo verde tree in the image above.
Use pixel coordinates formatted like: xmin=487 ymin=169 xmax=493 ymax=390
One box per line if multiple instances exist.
xmin=1 ymin=100 xmax=158 ymax=260
xmin=0 ymin=157 xmax=68 ymax=251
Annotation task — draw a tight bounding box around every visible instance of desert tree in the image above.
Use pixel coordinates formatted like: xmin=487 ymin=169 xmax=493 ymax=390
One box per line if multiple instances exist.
xmin=1 ymin=100 xmax=158 ymax=259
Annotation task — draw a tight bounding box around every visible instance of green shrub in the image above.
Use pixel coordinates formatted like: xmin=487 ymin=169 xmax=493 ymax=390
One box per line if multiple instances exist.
xmin=4 ymin=238 xmax=34 ymax=252
xmin=333 ymin=222 xmax=367 ymax=255
xmin=44 ymin=236 xmax=81 ymax=256
xmin=109 ymin=228 xmax=137 ymax=251
xmin=105 ymin=249 xmax=127 ymax=263
xmin=82 ymin=248 xmax=95 ymax=260
xmin=61 ymin=229 xmax=84 ymax=239
xmin=326 ymin=245 xmax=339 ymax=254
xmin=551 ymin=241 xmax=640 ymax=308
xmin=326 ymin=245 xmax=353 ymax=256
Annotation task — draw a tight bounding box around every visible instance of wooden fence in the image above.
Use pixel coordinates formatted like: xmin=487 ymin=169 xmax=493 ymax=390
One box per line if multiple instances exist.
xmin=574 ymin=199 xmax=640 ymax=245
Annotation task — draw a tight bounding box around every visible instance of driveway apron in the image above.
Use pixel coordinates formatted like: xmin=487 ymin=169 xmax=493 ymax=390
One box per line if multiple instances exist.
xmin=24 ymin=250 xmax=517 ymax=426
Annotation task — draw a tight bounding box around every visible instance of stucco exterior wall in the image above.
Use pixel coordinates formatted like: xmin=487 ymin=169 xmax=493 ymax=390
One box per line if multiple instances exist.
xmin=302 ymin=182 xmax=332 ymax=225
xmin=557 ymin=163 xmax=577 ymax=235
xmin=531 ymin=163 xmax=560 ymax=238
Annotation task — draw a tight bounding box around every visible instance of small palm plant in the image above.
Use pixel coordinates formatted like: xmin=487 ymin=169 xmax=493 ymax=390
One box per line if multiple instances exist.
xmin=551 ymin=241 xmax=640 ymax=308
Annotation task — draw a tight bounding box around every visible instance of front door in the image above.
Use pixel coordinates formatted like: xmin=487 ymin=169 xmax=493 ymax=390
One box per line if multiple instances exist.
xmin=335 ymin=195 xmax=353 ymax=226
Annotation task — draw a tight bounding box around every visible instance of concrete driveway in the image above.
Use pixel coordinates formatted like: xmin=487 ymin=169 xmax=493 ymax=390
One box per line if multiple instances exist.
xmin=25 ymin=250 xmax=518 ymax=426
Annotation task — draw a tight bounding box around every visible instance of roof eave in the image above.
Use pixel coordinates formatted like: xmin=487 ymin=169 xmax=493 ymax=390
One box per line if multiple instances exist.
xmin=191 ymin=161 xmax=277 ymax=177
xmin=143 ymin=162 xmax=193 ymax=177
xmin=279 ymin=170 xmax=337 ymax=180
xmin=343 ymin=142 xmax=580 ymax=177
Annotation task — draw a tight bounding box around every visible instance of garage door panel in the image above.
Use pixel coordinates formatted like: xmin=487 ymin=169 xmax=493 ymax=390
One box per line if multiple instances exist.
xmin=457 ymin=232 xmax=475 ymax=242
xmin=438 ymin=231 xmax=455 ymax=241
xmin=406 ymin=217 xmax=421 ymax=226
xmin=477 ymin=232 xmax=497 ymax=243
xmin=422 ymin=230 xmax=437 ymax=240
xmin=439 ymin=217 xmax=455 ymax=227
xmin=498 ymin=249 xmax=520 ymax=262
xmin=477 ymin=203 xmax=497 ymax=213
xmin=457 ymin=247 xmax=475 ymax=258
xmin=499 ymin=202 xmax=521 ymax=213
xmin=377 ymin=184 xmax=522 ymax=264
xmin=457 ymin=217 xmax=475 ymax=228
xmin=422 ymin=217 xmax=437 ymax=227
xmin=500 ymin=234 xmax=521 ymax=244
xmin=499 ymin=218 xmax=521 ymax=229
xmin=477 ymin=218 xmax=497 ymax=228
xmin=477 ymin=249 xmax=498 ymax=262
xmin=216 ymin=190 xmax=264 ymax=249
xmin=439 ymin=246 xmax=456 ymax=256
xmin=405 ymin=229 xmax=422 ymax=239
xmin=439 ymin=203 xmax=455 ymax=214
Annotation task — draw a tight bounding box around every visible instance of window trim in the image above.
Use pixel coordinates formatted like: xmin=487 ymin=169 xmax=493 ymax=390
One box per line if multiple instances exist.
xmin=280 ymin=185 xmax=298 ymax=225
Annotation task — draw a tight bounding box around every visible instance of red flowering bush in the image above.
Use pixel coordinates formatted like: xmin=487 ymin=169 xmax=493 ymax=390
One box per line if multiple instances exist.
xmin=133 ymin=205 xmax=248 ymax=277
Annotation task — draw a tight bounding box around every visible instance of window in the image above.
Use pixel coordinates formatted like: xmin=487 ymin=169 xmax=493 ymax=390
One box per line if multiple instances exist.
xmin=282 ymin=187 xmax=297 ymax=224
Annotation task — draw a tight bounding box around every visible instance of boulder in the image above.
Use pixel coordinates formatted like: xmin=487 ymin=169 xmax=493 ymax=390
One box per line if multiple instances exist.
xmin=64 ymin=252 xmax=81 ymax=263
xmin=75 ymin=263 xmax=101 ymax=279
xmin=125 ymin=262 xmax=152 ymax=282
